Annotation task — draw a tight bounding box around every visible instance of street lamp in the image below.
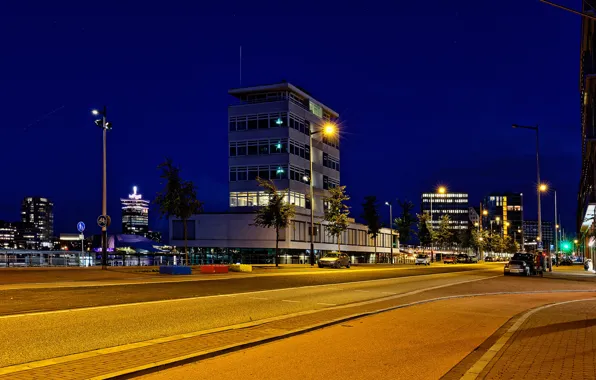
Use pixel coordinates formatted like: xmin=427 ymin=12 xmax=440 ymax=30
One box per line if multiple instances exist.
xmin=385 ymin=201 xmax=393 ymax=264
xmin=512 ymin=124 xmax=543 ymax=259
xmin=92 ymin=107 xmax=112 ymax=270
xmin=308 ymin=122 xmax=337 ymax=266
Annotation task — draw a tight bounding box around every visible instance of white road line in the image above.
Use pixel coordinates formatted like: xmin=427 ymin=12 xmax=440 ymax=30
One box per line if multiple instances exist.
xmin=381 ymin=292 xmax=396 ymax=295
xmin=316 ymin=302 xmax=337 ymax=306
xmin=461 ymin=297 xmax=596 ymax=379
xmin=281 ymin=300 xmax=300 ymax=303
xmin=248 ymin=297 xmax=268 ymax=300
xmin=0 ymin=271 xmax=498 ymax=320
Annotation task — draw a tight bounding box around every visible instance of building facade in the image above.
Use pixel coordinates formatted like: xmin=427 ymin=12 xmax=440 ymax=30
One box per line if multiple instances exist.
xmin=121 ymin=186 xmax=150 ymax=236
xmin=21 ymin=197 xmax=53 ymax=248
xmin=0 ymin=221 xmax=16 ymax=249
xmin=170 ymin=82 xmax=396 ymax=263
xmin=578 ymin=1 xmax=596 ymax=260
xmin=483 ymin=193 xmax=524 ymax=246
xmin=523 ymin=220 xmax=554 ymax=252
xmin=421 ymin=192 xmax=469 ymax=231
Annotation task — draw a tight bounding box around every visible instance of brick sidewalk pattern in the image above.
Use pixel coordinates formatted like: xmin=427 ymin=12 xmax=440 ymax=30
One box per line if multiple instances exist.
xmin=480 ymin=300 xmax=596 ymax=379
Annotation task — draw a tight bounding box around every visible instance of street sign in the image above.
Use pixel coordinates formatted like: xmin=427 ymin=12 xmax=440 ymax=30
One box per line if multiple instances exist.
xmin=77 ymin=221 xmax=85 ymax=233
xmin=537 ymin=241 xmax=543 ymax=249
xmin=97 ymin=215 xmax=108 ymax=228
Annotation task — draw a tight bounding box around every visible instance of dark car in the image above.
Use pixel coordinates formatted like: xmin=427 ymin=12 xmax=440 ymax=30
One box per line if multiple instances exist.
xmin=456 ymin=254 xmax=468 ymax=263
xmin=560 ymin=258 xmax=573 ymax=266
xmin=504 ymin=260 xmax=531 ymax=276
xmin=510 ymin=252 xmax=539 ymax=275
xmin=485 ymin=256 xmax=495 ymax=262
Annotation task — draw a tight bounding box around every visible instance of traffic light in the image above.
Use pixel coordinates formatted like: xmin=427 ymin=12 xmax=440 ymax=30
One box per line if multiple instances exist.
xmin=561 ymin=241 xmax=571 ymax=252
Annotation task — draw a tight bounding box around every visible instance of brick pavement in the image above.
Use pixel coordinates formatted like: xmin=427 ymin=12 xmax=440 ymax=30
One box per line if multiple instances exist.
xmin=480 ymin=299 xmax=596 ymax=380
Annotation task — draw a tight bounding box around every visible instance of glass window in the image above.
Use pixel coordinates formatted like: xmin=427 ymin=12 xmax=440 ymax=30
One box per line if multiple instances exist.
xmin=259 ymin=167 xmax=269 ymax=179
xmin=258 ymin=118 xmax=268 ymax=129
xmin=237 ymin=144 xmax=247 ymax=156
xmin=237 ymin=194 xmax=248 ymax=206
xmin=271 ymin=140 xmax=283 ymax=153
xmin=248 ymin=167 xmax=258 ymax=180
xmin=248 ymin=119 xmax=258 ymax=130
xmin=237 ymin=119 xmax=247 ymax=130
xmin=229 ymin=120 xmax=236 ymax=131
xmin=258 ymin=193 xmax=269 ymax=206
xmin=259 ymin=141 xmax=269 ymax=155
xmin=229 ymin=144 xmax=236 ymax=156
xmin=230 ymin=193 xmax=238 ymax=207
xmin=247 ymin=192 xmax=258 ymax=206
xmin=237 ymin=168 xmax=247 ymax=181
xmin=229 ymin=170 xmax=236 ymax=182
xmin=248 ymin=143 xmax=258 ymax=155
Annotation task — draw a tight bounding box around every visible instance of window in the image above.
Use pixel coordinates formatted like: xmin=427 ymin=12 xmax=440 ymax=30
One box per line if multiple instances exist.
xmin=248 ymin=116 xmax=258 ymax=130
xmin=247 ymin=141 xmax=258 ymax=155
xmin=237 ymin=143 xmax=247 ymax=156
xmin=258 ymin=114 xmax=269 ymax=129
xmin=229 ymin=144 xmax=237 ymax=156
xmin=259 ymin=141 xmax=269 ymax=155
xmin=248 ymin=167 xmax=258 ymax=180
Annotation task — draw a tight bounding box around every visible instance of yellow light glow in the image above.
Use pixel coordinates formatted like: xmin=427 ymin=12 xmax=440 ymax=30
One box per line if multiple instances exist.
xmin=505 ymin=222 xmax=510 ymax=227
xmin=539 ymin=184 xmax=547 ymax=192
xmin=496 ymin=216 xmax=501 ymax=222
xmin=574 ymin=239 xmax=579 ymax=244
xmin=323 ymin=123 xmax=336 ymax=136
xmin=482 ymin=210 xmax=488 ymax=216
xmin=474 ymin=222 xmax=479 ymax=227
xmin=437 ymin=186 xmax=446 ymax=194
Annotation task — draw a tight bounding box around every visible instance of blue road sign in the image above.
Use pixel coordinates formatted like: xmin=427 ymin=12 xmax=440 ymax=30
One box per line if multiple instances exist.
xmin=537 ymin=241 xmax=543 ymax=250
xmin=77 ymin=221 xmax=85 ymax=233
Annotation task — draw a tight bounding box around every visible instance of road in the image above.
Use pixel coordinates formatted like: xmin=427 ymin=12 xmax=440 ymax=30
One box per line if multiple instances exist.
xmin=0 ymin=263 xmax=594 ymax=379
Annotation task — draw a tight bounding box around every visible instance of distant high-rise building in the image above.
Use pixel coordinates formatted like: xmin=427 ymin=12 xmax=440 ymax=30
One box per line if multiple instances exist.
xmin=13 ymin=222 xmax=41 ymax=250
xmin=21 ymin=197 xmax=54 ymax=247
xmin=421 ymin=191 xmax=469 ymax=231
xmin=483 ymin=193 xmax=523 ymax=246
xmin=0 ymin=221 xmax=16 ymax=249
xmin=121 ymin=186 xmax=150 ymax=236
xmin=523 ymin=220 xmax=554 ymax=252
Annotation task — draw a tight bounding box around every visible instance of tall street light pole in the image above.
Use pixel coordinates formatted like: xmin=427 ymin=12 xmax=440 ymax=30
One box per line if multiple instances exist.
xmin=385 ymin=201 xmax=393 ymax=265
xmin=92 ymin=107 xmax=112 ymax=270
xmin=308 ymin=123 xmax=336 ymax=266
xmin=512 ymin=124 xmax=543 ymax=263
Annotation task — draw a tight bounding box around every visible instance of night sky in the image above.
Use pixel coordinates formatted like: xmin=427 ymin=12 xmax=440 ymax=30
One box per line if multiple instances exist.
xmin=0 ymin=0 xmax=582 ymax=239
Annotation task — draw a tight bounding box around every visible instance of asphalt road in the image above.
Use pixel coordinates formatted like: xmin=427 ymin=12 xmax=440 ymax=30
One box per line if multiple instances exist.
xmin=0 ymin=268 xmax=499 ymax=367
xmin=0 ymin=264 xmax=495 ymax=316
xmin=138 ymin=292 xmax=596 ymax=380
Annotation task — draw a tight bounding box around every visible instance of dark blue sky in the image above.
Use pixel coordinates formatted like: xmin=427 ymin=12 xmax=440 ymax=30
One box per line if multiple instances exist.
xmin=0 ymin=0 xmax=582 ymax=238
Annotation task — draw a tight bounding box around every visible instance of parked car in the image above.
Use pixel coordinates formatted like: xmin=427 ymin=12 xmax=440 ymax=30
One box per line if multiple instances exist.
xmin=485 ymin=256 xmax=495 ymax=262
xmin=318 ymin=252 xmax=351 ymax=268
xmin=560 ymin=257 xmax=573 ymax=266
xmin=415 ymin=254 xmax=430 ymax=266
xmin=456 ymin=254 xmax=468 ymax=263
xmin=443 ymin=255 xmax=457 ymax=264
xmin=504 ymin=260 xmax=531 ymax=276
xmin=509 ymin=252 xmax=540 ymax=275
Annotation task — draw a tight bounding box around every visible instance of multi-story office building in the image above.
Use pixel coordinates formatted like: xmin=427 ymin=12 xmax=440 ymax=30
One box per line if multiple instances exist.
xmin=0 ymin=221 xmax=16 ymax=249
xmin=523 ymin=220 xmax=554 ymax=252
xmin=13 ymin=222 xmax=42 ymax=250
xmin=170 ymin=82 xmax=395 ymax=264
xmin=121 ymin=186 xmax=150 ymax=236
xmin=421 ymin=192 xmax=469 ymax=231
xmin=21 ymin=197 xmax=53 ymax=247
xmin=578 ymin=1 xmax=596 ymax=260
xmin=228 ymin=81 xmax=340 ymax=214
xmin=483 ymin=193 xmax=523 ymax=246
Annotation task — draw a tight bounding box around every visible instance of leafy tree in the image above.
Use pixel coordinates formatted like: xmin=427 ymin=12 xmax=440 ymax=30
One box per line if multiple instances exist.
xmin=457 ymin=229 xmax=471 ymax=251
xmin=416 ymin=213 xmax=433 ymax=253
xmin=504 ymin=235 xmax=519 ymax=253
xmin=155 ymin=158 xmax=204 ymax=266
xmin=471 ymin=229 xmax=489 ymax=256
xmin=489 ymin=234 xmax=505 ymax=253
xmin=361 ymin=196 xmax=382 ymax=262
xmin=395 ymin=200 xmax=415 ymax=245
xmin=436 ymin=215 xmax=453 ymax=251
xmin=323 ymin=186 xmax=351 ymax=253
xmin=252 ymin=177 xmax=296 ymax=267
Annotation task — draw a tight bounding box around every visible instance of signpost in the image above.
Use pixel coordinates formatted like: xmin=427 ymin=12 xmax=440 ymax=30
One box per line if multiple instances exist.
xmin=77 ymin=222 xmax=85 ymax=266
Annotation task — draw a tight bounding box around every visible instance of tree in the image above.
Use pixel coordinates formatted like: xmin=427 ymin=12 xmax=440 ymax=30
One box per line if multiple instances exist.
xmin=252 ymin=177 xmax=295 ymax=267
xmin=323 ymin=186 xmax=351 ymax=253
xmin=395 ymin=200 xmax=415 ymax=245
xmin=361 ymin=196 xmax=382 ymax=262
xmin=417 ymin=213 xmax=433 ymax=253
xmin=155 ymin=158 xmax=203 ymax=266
xmin=457 ymin=229 xmax=470 ymax=252
xmin=489 ymin=234 xmax=505 ymax=254
xmin=436 ymin=215 xmax=453 ymax=251
xmin=504 ymin=235 xmax=519 ymax=253
xmin=471 ymin=229 xmax=489 ymax=256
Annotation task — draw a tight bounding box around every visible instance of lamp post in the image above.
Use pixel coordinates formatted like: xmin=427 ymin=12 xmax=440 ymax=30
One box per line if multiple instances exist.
xmin=521 ymin=192 xmax=525 ymax=252
xmin=308 ymin=123 xmax=336 ymax=266
xmin=92 ymin=107 xmax=112 ymax=270
xmin=385 ymin=201 xmax=393 ymax=265
xmin=512 ymin=124 xmax=543 ymax=260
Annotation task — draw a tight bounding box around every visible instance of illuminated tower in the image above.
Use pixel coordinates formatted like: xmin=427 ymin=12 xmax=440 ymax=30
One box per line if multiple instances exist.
xmin=121 ymin=186 xmax=150 ymax=236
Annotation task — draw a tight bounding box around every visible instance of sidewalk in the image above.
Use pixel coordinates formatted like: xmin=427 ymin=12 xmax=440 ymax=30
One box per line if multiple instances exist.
xmin=477 ymin=298 xmax=596 ymax=379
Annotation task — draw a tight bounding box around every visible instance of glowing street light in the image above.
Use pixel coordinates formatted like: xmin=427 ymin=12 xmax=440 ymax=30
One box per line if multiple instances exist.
xmin=539 ymin=183 xmax=548 ymax=192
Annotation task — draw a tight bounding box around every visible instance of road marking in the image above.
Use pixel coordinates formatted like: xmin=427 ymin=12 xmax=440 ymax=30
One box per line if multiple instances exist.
xmin=0 ymin=275 xmax=500 ymax=377
xmin=381 ymin=291 xmax=396 ymax=295
xmin=0 ymin=271 xmax=498 ymax=319
xmin=461 ymin=297 xmax=596 ymax=379
xmin=248 ymin=297 xmax=268 ymax=300
xmin=316 ymin=302 xmax=337 ymax=306
xmin=354 ymin=290 xmax=370 ymax=293
xmin=281 ymin=300 xmax=300 ymax=303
